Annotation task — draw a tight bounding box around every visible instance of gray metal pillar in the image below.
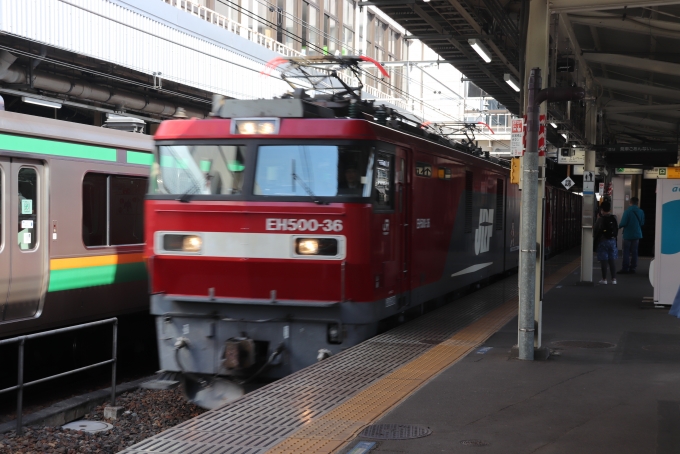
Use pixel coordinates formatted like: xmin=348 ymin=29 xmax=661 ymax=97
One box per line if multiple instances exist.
xmin=581 ymin=79 xmax=597 ymax=281
xmin=521 ymin=0 xmax=549 ymax=353
xmin=519 ymin=68 xmax=541 ymax=361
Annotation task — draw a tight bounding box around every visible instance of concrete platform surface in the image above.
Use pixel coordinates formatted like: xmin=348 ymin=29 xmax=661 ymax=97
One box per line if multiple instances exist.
xmin=347 ymin=258 xmax=680 ymax=454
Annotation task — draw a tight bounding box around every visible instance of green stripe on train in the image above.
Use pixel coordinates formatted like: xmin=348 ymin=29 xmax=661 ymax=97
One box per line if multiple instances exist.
xmin=127 ymin=150 xmax=154 ymax=165
xmin=0 ymin=133 xmax=117 ymax=161
xmin=48 ymin=262 xmax=148 ymax=292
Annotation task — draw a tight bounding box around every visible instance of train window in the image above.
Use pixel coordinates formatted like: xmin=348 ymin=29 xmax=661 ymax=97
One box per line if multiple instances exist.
xmin=152 ymin=145 xmax=246 ymax=196
xmin=18 ymin=168 xmax=37 ymax=250
xmin=373 ymin=153 xmax=393 ymax=210
xmin=464 ymin=171 xmax=473 ymax=233
xmin=254 ymin=144 xmax=372 ymax=198
xmin=109 ymin=176 xmax=145 ymax=245
xmin=83 ymin=173 xmax=146 ymax=247
xmin=495 ymin=178 xmax=504 ymax=230
xmin=82 ymin=174 xmax=107 ymax=247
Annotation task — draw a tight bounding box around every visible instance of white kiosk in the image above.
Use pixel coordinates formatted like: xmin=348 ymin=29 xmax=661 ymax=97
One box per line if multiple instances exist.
xmin=653 ymin=179 xmax=680 ymax=308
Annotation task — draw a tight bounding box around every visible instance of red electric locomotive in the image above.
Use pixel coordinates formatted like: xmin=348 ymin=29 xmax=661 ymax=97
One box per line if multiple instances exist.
xmin=145 ymin=57 xmax=523 ymax=406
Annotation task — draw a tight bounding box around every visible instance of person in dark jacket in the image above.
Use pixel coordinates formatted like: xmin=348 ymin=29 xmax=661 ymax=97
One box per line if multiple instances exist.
xmin=618 ymin=196 xmax=645 ymax=274
xmin=593 ymin=200 xmax=618 ymax=285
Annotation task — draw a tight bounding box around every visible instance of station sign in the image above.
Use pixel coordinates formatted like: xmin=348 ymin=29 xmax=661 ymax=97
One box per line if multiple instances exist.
xmin=558 ymin=148 xmax=585 ymax=165
xmin=644 ymin=167 xmax=667 ymax=179
xmin=644 ymin=167 xmax=680 ymax=179
xmin=582 ymin=171 xmax=595 ymax=195
xmin=561 ymin=176 xmax=575 ymax=191
xmin=615 ymin=168 xmax=643 ymax=175
xmin=572 ymin=165 xmax=601 ymax=176
xmin=510 ymin=119 xmax=524 ymax=157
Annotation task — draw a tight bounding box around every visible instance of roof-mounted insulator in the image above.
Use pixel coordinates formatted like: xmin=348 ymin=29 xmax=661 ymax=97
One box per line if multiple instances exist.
xmin=375 ymin=106 xmax=387 ymax=125
xmin=349 ymin=98 xmax=360 ymax=119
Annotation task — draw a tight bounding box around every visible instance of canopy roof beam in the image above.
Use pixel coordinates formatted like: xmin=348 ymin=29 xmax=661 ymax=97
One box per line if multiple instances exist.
xmin=550 ymin=0 xmax=680 ymax=13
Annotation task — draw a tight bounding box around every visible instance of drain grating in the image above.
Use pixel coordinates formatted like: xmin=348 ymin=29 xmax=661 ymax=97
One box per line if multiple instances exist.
xmin=360 ymin=424 xmax=432 ymax=440
xmin=552 ymin=340 xmax=615 ymax=349
xmin=460 ymin=439 xmax=489 ymax=447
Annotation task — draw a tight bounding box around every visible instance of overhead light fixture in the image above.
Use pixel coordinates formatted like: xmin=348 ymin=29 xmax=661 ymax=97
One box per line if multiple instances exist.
xmin=550 ymin=122 xmax=558 ymax=128
xmin=561 ymin=133 xmax=567 ymax=139
xmin=468 ymin=39 xmax=492 ymax=63
xmin=22 ymin=96 xmax=62 ymax=109
xmin=503 ymin=74 xmax=520 ymax=92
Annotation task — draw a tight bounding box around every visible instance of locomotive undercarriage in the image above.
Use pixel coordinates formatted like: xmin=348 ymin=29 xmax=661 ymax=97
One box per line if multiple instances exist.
xmin=151 ymin=293 xmax=384 ymax=406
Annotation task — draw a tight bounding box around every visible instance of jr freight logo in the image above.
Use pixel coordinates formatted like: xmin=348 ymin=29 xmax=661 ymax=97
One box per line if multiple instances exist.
xmin=475 ymin=209 xmax=494 ymax=255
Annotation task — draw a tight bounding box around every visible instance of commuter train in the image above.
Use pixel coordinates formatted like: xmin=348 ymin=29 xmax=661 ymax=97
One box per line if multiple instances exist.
xmin=0 ymin=110 xmax=153 ymax=339
xmin=144 ymin=56 xmax=582 ymax=406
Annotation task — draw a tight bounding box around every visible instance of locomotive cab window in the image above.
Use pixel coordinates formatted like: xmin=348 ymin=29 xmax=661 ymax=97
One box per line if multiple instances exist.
xmin=83 ymin=173 xmax=146 ymax=247
xmin=151 ymin=145 xmax=247 ymax=196
xmin=373 ymin=153 xmax=393 ymax=211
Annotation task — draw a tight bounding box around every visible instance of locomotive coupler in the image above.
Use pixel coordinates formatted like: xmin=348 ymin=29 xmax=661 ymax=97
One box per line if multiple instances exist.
xmin=223 ymin=337 xmax=256 ymax=370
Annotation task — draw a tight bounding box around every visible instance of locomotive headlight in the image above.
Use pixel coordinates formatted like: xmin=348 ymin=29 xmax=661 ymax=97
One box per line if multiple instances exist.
xmin=183 ymin=235 xmax=203 ymax=252
xmin=297 ymin=239 xmax=319 ymax=255
xmin=233 ymin=119 xmax=279 ymax=135
xmin=295 ymin=238 xmax=339 ymax=256
xmin=258 ymin=121 xmax=276 ymax=134
xmin=236 ymin=121 xmax=257 ymax=135
xmin=163 ymin=234 xmax=202 ymax=253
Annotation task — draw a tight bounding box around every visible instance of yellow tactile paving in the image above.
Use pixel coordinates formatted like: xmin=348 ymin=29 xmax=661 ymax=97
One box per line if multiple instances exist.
xmin=266 ymin=256 xmax=582 ymax=454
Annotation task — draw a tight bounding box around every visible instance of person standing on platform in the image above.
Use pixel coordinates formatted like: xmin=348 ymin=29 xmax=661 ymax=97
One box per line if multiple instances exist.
xmin=618 ymin=197 xmax=645 ymax=274
xmin=594 ymin=200 xmax=618 ymax=285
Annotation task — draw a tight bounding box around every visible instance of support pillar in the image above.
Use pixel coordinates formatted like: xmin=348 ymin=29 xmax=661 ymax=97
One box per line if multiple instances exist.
xmin=519 ymin=69 xmax=541 ymax=361
xmin=581 ymin=78 xmax=597 ymax=282
xmin=520 ymin=0 xmax=549 ymax=356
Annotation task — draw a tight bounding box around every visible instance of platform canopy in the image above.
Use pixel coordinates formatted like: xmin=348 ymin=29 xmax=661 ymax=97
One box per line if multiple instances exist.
xmin=361 ymin=0 xmax=522 ymax=114
xmin=559 ymin=2 xmax=680 ymax=143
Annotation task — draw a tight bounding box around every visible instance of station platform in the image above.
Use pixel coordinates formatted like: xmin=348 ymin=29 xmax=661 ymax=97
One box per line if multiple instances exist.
xmin=122 ymin=252 xmax=679 ymax=454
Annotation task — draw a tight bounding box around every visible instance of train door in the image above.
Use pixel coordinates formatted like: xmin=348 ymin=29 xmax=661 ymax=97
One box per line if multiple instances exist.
xmin=0 ymin=158 xmax=8 ymax=317
xmin=2 ymin=159 xmax=45 ymax=321
xmin=371 ymin=146 xmax=410 ymax=306
xmin=395 ymin=148 xmax=410 ymax=301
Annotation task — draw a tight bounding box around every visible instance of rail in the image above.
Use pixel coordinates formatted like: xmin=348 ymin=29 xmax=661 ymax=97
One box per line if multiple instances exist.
xmin=0 ymin=318 xmax=118 ymax=435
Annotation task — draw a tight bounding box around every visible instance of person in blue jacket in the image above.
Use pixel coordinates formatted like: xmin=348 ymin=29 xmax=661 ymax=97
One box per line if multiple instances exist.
xmin=618 ymin=196 xmax=645 ymax=274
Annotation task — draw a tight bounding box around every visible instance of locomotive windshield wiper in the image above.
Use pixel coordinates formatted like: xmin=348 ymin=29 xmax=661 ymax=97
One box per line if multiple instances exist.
xmin=291 ymin=159 xmax=326 ymax=205
xmin=177 ymin=182 xmax=201 ymax=203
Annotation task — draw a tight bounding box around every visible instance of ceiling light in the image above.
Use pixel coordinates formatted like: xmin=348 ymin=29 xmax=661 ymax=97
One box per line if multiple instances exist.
xmin=550 ymin=122 xmax=558 ymax=128
xmin=561 ymin=133 xmax=567 ymax=139
xmin=503 ymin=74 xmax=520 ymax=92
xmin=468 ymin=39 xmax=492 ymax=63
xmin=22 ymin=96 xmax=62 ymax=109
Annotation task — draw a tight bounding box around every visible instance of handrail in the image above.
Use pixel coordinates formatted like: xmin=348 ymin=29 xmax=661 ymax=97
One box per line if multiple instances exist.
xmin=0 ymin=318 xmax=118 ymax=435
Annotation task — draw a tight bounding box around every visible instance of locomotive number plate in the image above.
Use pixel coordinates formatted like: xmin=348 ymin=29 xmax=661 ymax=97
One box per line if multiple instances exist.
xmin=266 ymin=218 xmax=343 ymax=232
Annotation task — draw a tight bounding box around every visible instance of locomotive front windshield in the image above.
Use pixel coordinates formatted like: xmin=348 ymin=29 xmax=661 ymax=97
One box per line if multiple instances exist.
xmin=150 ymin=142 xmax=374 ymax=200
xmin=151 ymin=145 xmax=247 ymax=196
xmin=254 ymin=145 xmax=372 ymax=198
